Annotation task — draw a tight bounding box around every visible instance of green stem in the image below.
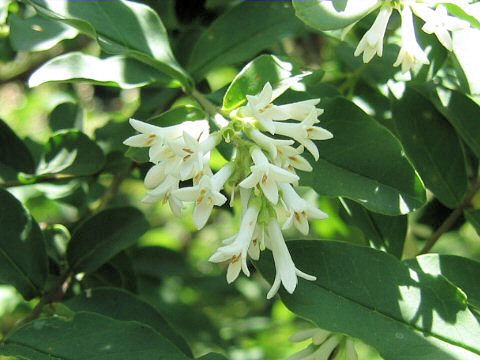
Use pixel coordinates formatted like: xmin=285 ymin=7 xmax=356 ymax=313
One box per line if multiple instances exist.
xmin=0 ymin=174 xmax=90 ymax=188
xmin=419 ymin=178 xmax=480 ymax=255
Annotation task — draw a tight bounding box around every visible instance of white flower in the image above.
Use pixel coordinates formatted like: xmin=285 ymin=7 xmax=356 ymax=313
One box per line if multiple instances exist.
xmin=238 ymin=82 xmax=291 ymax=134
xmin=248 ymin=224 xmax=267 ymax=261
xmin=354 ymin=6 xmax=393 ymax=63
xmin=394 ymin=5 xmax=430 ymax=73
xmin=280 ymin=183 xmax=328 ymax=235
xmin=246 ymin=128 xmax=294 ymax=158
xmin=239 ymin=148 xmax=299 ymax=204
xmin=173 ymin=164 xmax=232 ymax=229
xmin=266 ymin=219 xmax=316 ymax=299
xmin=274 ymin=109 xmax=333 ymax=161
xmin=412 ymin=4 xmax=469 ymax=51
xmin=275 ymin=144 xmax=312 ymax=172
xmin=123 ymin=119 xmax=209 ymax=161
xmin=142 ymin=175 xmax=183 ymax=216
xmin=169 ymin=132 xmax=220 ymax=181
xmin=275 ymin=99 xmax=323 ymax=121
xmin=209 ymin=205 xmax=260 ymax=283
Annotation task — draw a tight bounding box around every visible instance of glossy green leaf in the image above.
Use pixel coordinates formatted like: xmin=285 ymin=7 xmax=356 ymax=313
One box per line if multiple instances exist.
xmin=65 ymin=287 xmax=192 ymax=357
xmin=0 ymin=311 xmax=190 ymax=359
xmin=29 ymin=0 xmax=191 ymax=88
xmin=293 ymin=0 xmax=380 ymax=31
xmin=465 ymin=209 xmax=480 ymax=237
xmin=301 ymin=97 xmax=426 ymax=215
xmin=421 ymin=85 xmax=480 ymax=159
xmin=0 ymin=189 xmax=47 ymax=300
xmin=453 ymin=28 xmax=480 ymax=95
xmin=49 ymin=102 xmax=83 ymax=132
xmin=29 ymin=52 xmax=172 ymax=89
xmin=197 ymin=354 xmax=228 ymax=360
xmin=222 ymin=55 xmax=308 ymax=111
xmin=256 ymin=240 xmax=480 ymax=360
xmin=392 ymin=87 xmax=468 ymax=209
xmin=406 ymin=254 xmax=480 ymax=310
xmin=37 ymin=130 xmax=105 ymax=177
xmin=8 ymin=13 xmax=77 ymax=52
xmin=67 ymin=207 xmax=149 ymax=273
xmin=188 ymin=1 xmax=304 ymax=78
xmin=131 ymin=246 xmax=190 ymax=279
xmin=125 ymin=106 xmax=206 ymax=163
xmin=0 ymin=119 xmax=35 ymax=180
xmin=341 ymin=198 xmax=407 ymax=258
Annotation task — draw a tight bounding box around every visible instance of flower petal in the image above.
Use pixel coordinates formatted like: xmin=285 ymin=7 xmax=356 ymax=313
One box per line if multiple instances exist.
xmin=193 ymin=200 xmax=214 ymax=229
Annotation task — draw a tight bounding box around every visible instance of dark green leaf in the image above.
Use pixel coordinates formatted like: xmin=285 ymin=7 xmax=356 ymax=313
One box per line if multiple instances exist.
xmin=131 ymin=246 xmax=190 ymax=279
xmin=301 ymin=97 xmax=426 ymax=215
xmin=293 ymin=0 xmax=379 ymax=30
xmin=49 ymin=102 xmax=83 ymax=132
xmin=42 ymin=224 xmax=70 ymax=266
xmin=67 ymin=207 xmax=149 ymax=273
xmin=421 ymin=85 xmax=480 ymax=159
xmin=0 ymin=311 xmax=190 ymax=359
xmin=453 ymin=28 xmax=480 ymax=95
xmin=465 ymin=209 xmax=480 ymax=237
xmin=188 ymin=1 xmax=304 ymax=78
xmin=406 ymin=254 xmax=480 ymax=310
xmin=125 ymin=106 xmax=206 ymax=163
xmin=8 ymin=13 xmax=77 ymax=52
xmin=0 ymin=119 xmax=35 ymax=181
xmin=0 ymin=189 xmax=47 ymax=300
xmin=341 ymin=198 xmax=407 ymax=258
xmin=222 ymin=55 xmax=308 ymax=111
xmin=256 ymin=241 xmax=480 ymax=360
xmin=37 ymin=130 xmax=105 ymax=177
xmin=81 ymin=252 xmax=137 ymax=292
xmin=392 ymin=86 xmax=468 ymax=208
xmin=29 ymin=0 xmax=191 ymax=88
xmin=65 ymin=287 xmax=192 ymax=357
xmin=29 ymin=52 xmax=172 ymax=89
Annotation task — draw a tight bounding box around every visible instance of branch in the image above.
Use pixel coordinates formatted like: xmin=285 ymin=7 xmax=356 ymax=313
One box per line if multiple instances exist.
xmin=419 ymin=178 xmax=480 ymax=255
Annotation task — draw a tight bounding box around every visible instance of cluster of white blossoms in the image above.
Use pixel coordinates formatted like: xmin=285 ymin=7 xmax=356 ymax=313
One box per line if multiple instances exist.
xmin=352 ymin=0 xmax=471 ymax=72
xmin=124 ymin=82 xmax=333 ymax=298
xmin=288 ymin=327 xmax=358 ymax=360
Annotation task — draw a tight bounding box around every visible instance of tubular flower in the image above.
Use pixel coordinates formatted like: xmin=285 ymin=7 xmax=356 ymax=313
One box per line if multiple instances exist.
xmin=354 ymin=5 xmax=393 ymax=63
xmin=394 ymin=4 xmax=430 ymax=73
xmin=124 ymin=81 xmax=333 ymax=298
xmin=288 ymin=327 xmax=359 ymax=360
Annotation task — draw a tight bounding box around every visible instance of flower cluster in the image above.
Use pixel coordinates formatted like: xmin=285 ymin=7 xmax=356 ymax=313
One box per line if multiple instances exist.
xmin=288 ymin=327 xmax=358 ymax=360
xmin=124 ymin=82 xmax=332 ymax=298
xmin=352 ymin=0 xmax=470 ymax=73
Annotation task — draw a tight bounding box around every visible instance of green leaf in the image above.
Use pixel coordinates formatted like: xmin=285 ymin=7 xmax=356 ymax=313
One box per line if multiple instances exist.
xmin=125 ymin=106 xmax=206 ymax=163
xmin=0 ymin=119 xmax=35 ymax=180
xmin=8 ymin=13 xmax=77 ymax=52
xmin=341 ymin=198 xmax=407 ymax=258
xmin=29 ymin=52 xmax=172 ymax=89
xmin=222 ymin=55 xmax=309 ymax=112
xmin=465 ymin=209 xmax=480 ymax=237
xmin=255 ymin=241 xmax=480 ymax=360
xmin=29 ymin=0 xmax=191 ymax=88
xmin=81 ymin=252 xmax=138 ymax=293
xmin=453 ymin=28 xmax=480 ymax=95
xmin=188 ymin=1 xmax=304 ymax=78
xmin=49 ymin=102 xmax=83 ymax=132
xmin=0 ymin=189 xmax=47 ymax=300
xmin=37 ymin=130 xmax=105 ymax=177
xmin=293 ymin=0 xmax=380 ymax=31
xmin=67 ymin=207 xmax=149 ymax=273
xmin=421 ymin=85 xmax=480 ymax=159
xmin=392 ymin=87 xmax=468 ymax=209
xmin=65 ymin=287 xmax=192 ymax=357
xmin=0 ymin=311 xmax=190 ymax=359
xmin=301 ymin=97 xmax=426 ymax=215
xmin=131 ymin=246 xmax=190 ymax=279
xmin=197 ymin=354 xmax=228 ymax=360
xmin=406 ymin=254 xmax=480 ymax=310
